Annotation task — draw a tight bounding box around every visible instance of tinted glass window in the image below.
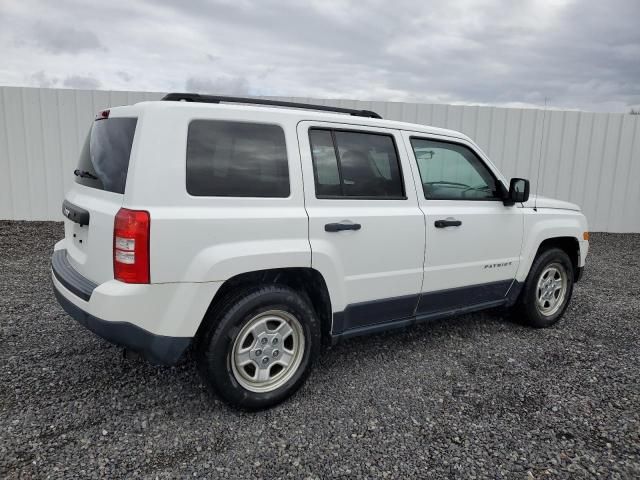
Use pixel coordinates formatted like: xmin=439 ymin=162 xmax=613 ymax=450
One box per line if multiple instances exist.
xmin=309 ymin=129 xmax=404 ymax=198
xmin=75 ymin=118 xmax=137 ymax=194
xmin=309 ymin=129 xmax=341 ymax=196
xmin=187 ymin=120 xmax=289 ymax=197
xmin=410 ymin=139 xmax=500 ymax=200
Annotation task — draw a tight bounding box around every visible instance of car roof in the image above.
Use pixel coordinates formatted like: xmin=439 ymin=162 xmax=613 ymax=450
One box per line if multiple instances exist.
xmin=122 ymin=100 xmax=472 ymax=142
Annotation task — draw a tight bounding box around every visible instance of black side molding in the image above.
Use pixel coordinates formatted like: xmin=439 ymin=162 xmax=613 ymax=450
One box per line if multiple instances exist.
xmin=331 ymin=280 xmax=518 ymax=336
xmin=332 ymin=298 xmax=508 ymax=343
xmin=51 ymin=250 xmax=97 ymax=301
xmin=62 ymin=200 xmax=90 ymax=226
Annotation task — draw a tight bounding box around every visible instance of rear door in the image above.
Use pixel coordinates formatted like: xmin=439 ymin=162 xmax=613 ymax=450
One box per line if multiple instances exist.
xmin=297 ymin=122 xmax=426 ymax=334
xmin=402 ymin=132 xmax=523 ymax=314
xmin=62 ymin=112 xmax=138 ymax=284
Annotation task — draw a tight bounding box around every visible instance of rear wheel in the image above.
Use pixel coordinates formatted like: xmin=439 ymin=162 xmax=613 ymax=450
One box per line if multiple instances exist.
xmin=514 ymin=248 xmax=574 ymax=328
xmin=230 ymin=309 xmax=305 ymax=393
xmin=196 ymin=285 xmax=320 ymax=410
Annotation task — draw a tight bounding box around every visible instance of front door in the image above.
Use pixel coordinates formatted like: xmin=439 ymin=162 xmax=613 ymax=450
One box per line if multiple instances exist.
xmin=402 ymin=132 xmax=524 ymax=315
xmin=297 ymin=122 xmax=426 ymax=334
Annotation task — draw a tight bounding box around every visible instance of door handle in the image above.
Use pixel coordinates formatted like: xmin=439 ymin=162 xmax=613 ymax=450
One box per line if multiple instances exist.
xmin=325 ymin=222 xmax=362 ymax=232
xmin=434 ymin=219 xmax=462 ymax=228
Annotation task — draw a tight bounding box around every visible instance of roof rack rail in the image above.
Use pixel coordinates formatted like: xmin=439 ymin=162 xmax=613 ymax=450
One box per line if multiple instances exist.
xmin=161 ymin=93 xmax=382 ymax=119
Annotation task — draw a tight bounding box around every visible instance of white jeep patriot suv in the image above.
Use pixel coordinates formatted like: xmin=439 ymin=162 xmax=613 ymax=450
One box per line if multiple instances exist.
xmin=52 ymin=94 xmax=589 ymax=410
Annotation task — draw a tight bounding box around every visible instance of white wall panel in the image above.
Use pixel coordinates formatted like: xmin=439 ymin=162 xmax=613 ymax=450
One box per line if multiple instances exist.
xmin=1 ymin=87 xmax=638 ymax=232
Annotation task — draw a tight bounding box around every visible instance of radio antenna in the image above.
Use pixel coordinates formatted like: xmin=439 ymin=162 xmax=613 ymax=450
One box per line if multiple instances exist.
xmin=534 ymin=96 xmax=548 ymax=211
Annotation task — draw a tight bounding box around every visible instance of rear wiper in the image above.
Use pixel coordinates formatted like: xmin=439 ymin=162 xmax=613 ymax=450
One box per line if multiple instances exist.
xmin=74 ymin=169 xmax=98 ymax=180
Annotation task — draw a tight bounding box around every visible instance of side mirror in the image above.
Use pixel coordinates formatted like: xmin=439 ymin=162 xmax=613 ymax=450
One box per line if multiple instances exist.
xmin=503 ymin=178 xmax=530 ymax=206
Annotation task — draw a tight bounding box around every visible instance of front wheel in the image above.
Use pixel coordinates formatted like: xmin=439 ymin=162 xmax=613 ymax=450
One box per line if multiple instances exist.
xmin=196 ymin=285 xmax=321 ymax=410
xmin=514 ymin=248 xmax=574 ymax=328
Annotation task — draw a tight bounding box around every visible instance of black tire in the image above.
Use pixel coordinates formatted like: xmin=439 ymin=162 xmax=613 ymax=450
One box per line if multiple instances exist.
xmin=195 ymin=285 xmax=321 ymax=410
xmin=514 ymin=247 xmax=574 ymax=328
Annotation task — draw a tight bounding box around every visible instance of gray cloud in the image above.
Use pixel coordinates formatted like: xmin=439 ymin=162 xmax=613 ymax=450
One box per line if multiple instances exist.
xmin=63 ymin=75 xmax=101 ymax=89
xmin=150 ymin=0 xmax=640 ymax=110
xmin=116 ymin=71 xmax=133 ymax=82
xmin=32 ymin=23 xmax=105 ymax=54
xmin=185 ymin=76 xmax=250 ymax=95
xmin=30 ymin=70 xmax=58 ymax=88
xmin=1 ymin=0 xmax=638 ymax=112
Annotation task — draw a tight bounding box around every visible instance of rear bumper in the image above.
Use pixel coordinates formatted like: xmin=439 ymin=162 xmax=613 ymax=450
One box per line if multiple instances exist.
xmin=53 ymin=286 xmax=190 ymax=365
xmin=51 ymin=248 xmax=204 ymax=365
xmin=52 ymin=250 xmax=97 ymax=301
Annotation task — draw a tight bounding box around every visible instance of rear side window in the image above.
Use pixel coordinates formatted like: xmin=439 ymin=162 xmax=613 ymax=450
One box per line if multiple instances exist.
xmin=186 ymin=120 xmax=289 ymax=197
xmin=309 ymin=128 xmax=405 ymax=199
xmin=75 ymin=118 xmax=137 ymax=194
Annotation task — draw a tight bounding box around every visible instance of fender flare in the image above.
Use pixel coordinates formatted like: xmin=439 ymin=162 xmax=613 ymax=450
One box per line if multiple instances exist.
xmin=516 ymin=215 xmax=585 ymax=283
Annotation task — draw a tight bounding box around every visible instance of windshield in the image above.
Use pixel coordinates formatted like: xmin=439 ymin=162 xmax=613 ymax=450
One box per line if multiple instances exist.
xmin=75 ymin=117 xmax=137 ymax=194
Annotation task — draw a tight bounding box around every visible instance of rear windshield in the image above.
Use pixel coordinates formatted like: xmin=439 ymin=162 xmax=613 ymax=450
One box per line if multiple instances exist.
xmin=75 ymin=117 xmax=137 ymax=194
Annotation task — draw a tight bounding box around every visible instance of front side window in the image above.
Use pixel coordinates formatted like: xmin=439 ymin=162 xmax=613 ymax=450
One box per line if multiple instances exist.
xmin=309 ymin=128 xmax=404 ymax=199
xmin=187 ymin=120 xmax=289 ymax=197
xmin=410 ymin=138 xmax=501 ymax=200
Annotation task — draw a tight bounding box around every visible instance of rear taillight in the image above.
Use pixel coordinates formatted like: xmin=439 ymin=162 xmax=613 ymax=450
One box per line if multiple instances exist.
xmin=113 ymin=208 xmax=150 ymax=283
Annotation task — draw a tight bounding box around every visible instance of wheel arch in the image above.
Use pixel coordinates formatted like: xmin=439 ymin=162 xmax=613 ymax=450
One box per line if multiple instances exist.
xmin=535 ymin=236 xmax=580 ymax=281
xmin=195 ymin=267 xmax=333 ymax=345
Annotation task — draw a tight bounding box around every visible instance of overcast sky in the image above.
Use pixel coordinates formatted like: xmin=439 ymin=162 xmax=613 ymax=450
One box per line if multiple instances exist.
xmin=1 ymin=0 xmax=638 ymax=112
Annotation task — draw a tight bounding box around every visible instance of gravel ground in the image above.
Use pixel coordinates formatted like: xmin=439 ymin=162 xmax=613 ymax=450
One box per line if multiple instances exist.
xmin=0 ymin=221 xmax=639 ymax=479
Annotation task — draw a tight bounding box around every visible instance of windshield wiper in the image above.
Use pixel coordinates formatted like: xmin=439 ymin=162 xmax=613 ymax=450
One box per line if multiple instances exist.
xmin=74 ymin=169 xmax=98 ymax=180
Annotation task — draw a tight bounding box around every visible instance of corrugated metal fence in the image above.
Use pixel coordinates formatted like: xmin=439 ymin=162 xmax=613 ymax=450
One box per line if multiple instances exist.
xmin=1 ymin=86 xmax=639 ymax=232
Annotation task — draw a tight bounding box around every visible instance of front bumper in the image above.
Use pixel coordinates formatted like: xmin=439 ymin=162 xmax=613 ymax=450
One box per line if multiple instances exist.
xmin=51 ymin=249 xmax=191 ymax=365
xmin=576 ymin=266 xmax=584 ymax=283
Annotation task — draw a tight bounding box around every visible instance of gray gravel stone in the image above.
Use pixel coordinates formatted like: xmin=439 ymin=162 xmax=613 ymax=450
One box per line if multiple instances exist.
xmin=1 ymin=221 xmax=639 ymax=479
